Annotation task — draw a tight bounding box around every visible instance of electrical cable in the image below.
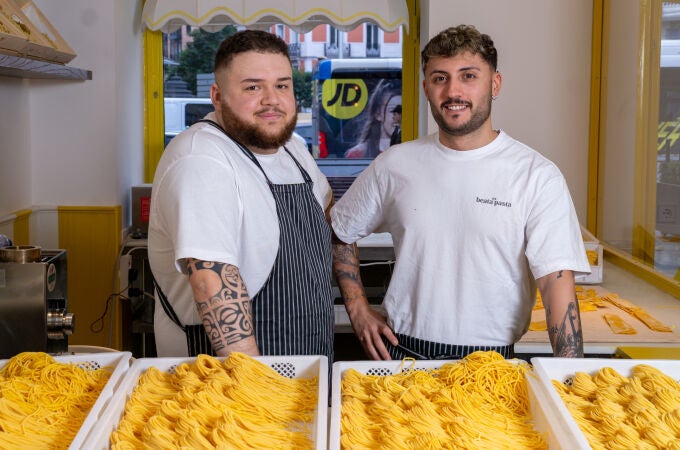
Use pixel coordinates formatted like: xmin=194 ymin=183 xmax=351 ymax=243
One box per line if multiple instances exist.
xmin=359 ymin=259 xmax=395 ymax=267
xmin=102 ymin=241 xmax=149 ymax=344
xmin=91 ymin=288 xmax=130 ymax=334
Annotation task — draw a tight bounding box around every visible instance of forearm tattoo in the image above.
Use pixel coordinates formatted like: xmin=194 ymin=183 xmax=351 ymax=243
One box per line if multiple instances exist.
xmin=546 ymin=296 xmax=584 ymax=358
xmin=187 ymin=259 xmax=253 ymax=353
xmin=332 ymin=243 xmax=364 ymax=305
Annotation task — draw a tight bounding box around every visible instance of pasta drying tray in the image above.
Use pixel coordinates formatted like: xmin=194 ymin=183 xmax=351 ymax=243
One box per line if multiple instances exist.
xmin=531 ymin=357 xmax=680 ymax=449
xmin=330 ymin=359 xmax=570 ymax=450
xmin=0 ymin=351 xmax=132 ymax=450
xmin=82 ymin=354 xmax=328 ymax=450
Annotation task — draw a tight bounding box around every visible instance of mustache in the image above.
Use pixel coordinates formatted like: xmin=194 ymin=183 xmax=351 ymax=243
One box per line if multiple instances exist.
xmin=255 ymin=107 xmax=287 ymax=115
xmin=441 ymin=98 xmax=472 ymax=109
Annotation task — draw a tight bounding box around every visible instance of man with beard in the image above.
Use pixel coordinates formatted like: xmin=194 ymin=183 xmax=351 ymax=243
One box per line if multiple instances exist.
xmin=148 ymin=30 xmax=334 ymax=359
xmin=330 ymin=25 xmax=590 ymax=361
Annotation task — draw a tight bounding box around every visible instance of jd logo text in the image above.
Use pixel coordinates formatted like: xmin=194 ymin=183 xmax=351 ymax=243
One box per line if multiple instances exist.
xmin=322 ymin=79 xmax=369 ymax=120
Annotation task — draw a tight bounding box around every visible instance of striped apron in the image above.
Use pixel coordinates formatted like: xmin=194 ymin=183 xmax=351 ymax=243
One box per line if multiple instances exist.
xmin=245 ymin=147 xmax=334 ymax=361
xmin=383 ymin=333 xmax=514 ymax=360
xmin=161 ymin=120 xmax=334 ymax=360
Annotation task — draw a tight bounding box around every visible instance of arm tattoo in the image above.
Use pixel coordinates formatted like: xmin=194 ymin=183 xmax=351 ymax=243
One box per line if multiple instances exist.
xmin=187 ymin=259 xmax=253 ymax=353
xmin=547 ymin=297 xmax=583 ymax=358
xmin=332 ymin=244 xmax=360 ymax=283
xmin=332 ymin=243 xmax=364 ymax=306
xmin=557 ymin=270 xmax=564 ymax=279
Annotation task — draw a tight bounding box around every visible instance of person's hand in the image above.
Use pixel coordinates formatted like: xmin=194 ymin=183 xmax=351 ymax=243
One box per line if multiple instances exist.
xmin=348 ymin=304 xmax=398 ymax=360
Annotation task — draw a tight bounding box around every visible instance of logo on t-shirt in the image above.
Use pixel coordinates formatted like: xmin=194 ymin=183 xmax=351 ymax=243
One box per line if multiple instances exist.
xmin=476 ymin=196 xmax=512 ymax=208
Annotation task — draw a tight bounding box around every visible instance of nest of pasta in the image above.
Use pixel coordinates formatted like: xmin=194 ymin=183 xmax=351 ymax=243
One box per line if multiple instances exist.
xmin=340 ymin=351 xmax=547 ymax=449
xmin=553 ymin=364 xmax=680 ymax=449
xmin=111 ymin=352 xmax=319 ymax=449
xmin=0 ymin=352 xmax=113 ymax=449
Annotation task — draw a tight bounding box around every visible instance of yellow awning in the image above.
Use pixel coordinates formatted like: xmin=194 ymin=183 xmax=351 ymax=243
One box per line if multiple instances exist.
xmin=141 ymin=0 xmax=409 ymax=34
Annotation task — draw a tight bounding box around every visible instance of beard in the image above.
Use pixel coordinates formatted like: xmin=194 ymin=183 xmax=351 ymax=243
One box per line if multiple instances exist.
xmin=218 ymin=101 xmax=297 ymax=150
xmin=430 ymin=90 xmax=492 ymax=137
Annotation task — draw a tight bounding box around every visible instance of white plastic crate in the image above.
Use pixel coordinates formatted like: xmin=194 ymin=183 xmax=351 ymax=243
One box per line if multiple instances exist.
xmin=531 ymin=357 xmax=680 ymax=449
xmin=330 ymin=359 xmax=571 ymax=450
xmin=82 ymin=354 xmax=328 ymax=450
xmin=576 ymin=226 xmax=603 ymax=284
xmin=0 ymin=351 xmax=132 ymax=450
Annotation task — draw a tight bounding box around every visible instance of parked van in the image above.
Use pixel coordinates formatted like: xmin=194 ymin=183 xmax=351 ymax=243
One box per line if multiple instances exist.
xmin=164 ymin=97 xmax=213 ymax=146
xmin=311 ymin=58 xmax=402 ymax=198
xmin=312 ymin=58 xmax=402 ymax=160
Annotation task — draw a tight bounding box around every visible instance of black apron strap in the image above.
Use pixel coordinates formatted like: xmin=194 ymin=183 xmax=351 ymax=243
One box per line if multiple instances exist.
xmin=198 ymin=118 xmax=314 ymax=184
xmin=152 ymin=275 xmax=184 ymax=331
xmin=153 ymin=273 xmax=216 ymax=356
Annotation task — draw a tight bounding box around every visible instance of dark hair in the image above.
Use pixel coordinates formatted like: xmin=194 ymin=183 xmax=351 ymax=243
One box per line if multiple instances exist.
xmin=421 ymin=25 xmax=498 ymax=73
xmin=214 ymin=30 xmax=290 ymax=73
xmin=357 ymin=79 xmax=401 ymax=157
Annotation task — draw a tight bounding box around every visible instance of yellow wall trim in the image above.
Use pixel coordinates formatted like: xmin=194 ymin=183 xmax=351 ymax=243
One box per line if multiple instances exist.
xmin=58 ymin=205 xmax=122 ymax=349
xmin=12 ymin=208 xmax=31 ymax=245
xmin=144 ymin=29 xmax=165 ymax=183
xmin=587 ymin=0 xmax=606 ymax=235
xmin=402 ymin=0 xmax=420 ymax=142
xmin=605 ymin=244 xmax=680 ymax=300
xmin=632 ymin=0 xmax=661 ymax=264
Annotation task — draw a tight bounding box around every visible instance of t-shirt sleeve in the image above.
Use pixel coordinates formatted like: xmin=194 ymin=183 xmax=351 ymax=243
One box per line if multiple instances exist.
xmin=525 ymin=170 xmax=591 ymax=279
xmin=330 ymin=162 xmax=385 ymax=243
xmin=155 ymin=153 xmax=242 ymax=272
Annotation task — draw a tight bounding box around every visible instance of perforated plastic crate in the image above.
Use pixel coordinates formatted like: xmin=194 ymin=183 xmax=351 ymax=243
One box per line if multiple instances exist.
xmin=82 ymin=354 xmax=328 ymax=450
xmin=0 ymin=351 xmax=132 ymax=450
xmin=330 ymin=359 xmax=570 ymax=450
xmin=531 ymin=357 xmax=680 ymax=449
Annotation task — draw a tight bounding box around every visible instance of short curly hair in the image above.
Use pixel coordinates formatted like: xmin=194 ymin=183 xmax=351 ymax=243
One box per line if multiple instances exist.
xmin=421 ymin=25 xmax=498 ymax=73
xmin=214 ymin=29 xmax=290 ymax=73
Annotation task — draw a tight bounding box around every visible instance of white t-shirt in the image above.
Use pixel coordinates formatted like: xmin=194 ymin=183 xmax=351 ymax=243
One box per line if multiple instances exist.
xmin=148 ymin=113 xmax=332 ymax=356
xmin=331 ymin=131 xmax=590 ymax=346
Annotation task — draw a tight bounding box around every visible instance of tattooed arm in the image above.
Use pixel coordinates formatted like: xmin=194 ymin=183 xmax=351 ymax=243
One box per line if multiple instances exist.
xmin=537 ymin=269 xmax=584 ymax=358
xmin=185 ymin=258 xmax=259 ymax=356
xmin=331 ymin=234 xmax=398 ymax=360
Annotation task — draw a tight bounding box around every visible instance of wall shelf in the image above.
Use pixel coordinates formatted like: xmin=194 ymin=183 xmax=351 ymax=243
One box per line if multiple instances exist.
xmin=0 ymin=53 xmax=91 ymax=80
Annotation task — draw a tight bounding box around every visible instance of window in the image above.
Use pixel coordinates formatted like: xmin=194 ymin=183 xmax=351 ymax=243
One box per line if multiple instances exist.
xmin=366 ymin=23 xmax=380 ymax=57
xmin=151 ymin=21 xmax=410 ymax=200
xmin=592 ymin=0 xmax=680 ymax=294
xmin=658 ymin=3 xmax=680 ymax=272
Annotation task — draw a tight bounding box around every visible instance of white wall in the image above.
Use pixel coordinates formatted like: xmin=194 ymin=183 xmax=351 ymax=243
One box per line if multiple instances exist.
xmin=0 ymin=78 xmax=31 ymax=215
xmin=0 ymin=0 xmax=144 ymax=231
xmin=420 ymin=0 xmax=593 ymax=221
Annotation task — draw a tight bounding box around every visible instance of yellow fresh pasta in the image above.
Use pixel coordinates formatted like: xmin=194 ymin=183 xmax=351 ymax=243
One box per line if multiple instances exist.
xmin=603 ymin=313 xmax=637 ymax=335
xmin=553 ymin=364 xmax=680 ymax=449
xmin=586 ymin=249 xmax=599 ymax=265
xmin=340 ymin=351 xmax=547 ymax=449
xmin=529 ymin=320 xmax=547 ymax=331
xmin=0 ymin=352 xmax=113 ymax=450
xmin=632 ymin=309 xmax=674 ymax=332
xmin=111 ymin=352 xmax=318 ymax=450
xmin=602 ymin=295 xmax=674 ymax=332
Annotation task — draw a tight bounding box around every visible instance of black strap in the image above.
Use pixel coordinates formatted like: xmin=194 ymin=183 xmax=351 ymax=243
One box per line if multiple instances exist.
xmin=152 ymin=274 xmax=186 ymax=331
